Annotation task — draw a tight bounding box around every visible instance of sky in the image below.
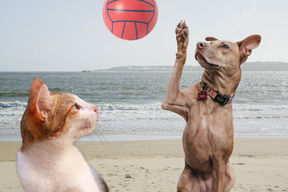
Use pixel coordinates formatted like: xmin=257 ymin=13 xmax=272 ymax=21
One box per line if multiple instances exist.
xmin=0 ymin=0 xmax=288 ymax=71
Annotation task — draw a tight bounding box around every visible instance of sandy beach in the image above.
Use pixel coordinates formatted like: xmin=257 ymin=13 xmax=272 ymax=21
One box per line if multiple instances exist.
xmin=0 ymin=138 xmax=288 ymax=192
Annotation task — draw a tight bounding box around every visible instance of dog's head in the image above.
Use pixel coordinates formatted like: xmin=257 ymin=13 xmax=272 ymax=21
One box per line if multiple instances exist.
xmin=195 ymin=35 xmax=261 ymax=75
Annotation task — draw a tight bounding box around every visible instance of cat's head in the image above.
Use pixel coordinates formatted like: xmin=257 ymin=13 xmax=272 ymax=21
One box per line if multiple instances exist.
xmin=21 ymin=78 xmax=98 ymax=150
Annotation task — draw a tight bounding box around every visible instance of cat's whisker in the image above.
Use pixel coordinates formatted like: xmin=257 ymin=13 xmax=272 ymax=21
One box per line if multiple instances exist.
xmin=94 ymin=129 xmax=106 ymax=144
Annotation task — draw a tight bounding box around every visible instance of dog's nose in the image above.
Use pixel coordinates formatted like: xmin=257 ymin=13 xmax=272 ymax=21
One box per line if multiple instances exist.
xmin=197 ymin=42 xmax=206 ymax=49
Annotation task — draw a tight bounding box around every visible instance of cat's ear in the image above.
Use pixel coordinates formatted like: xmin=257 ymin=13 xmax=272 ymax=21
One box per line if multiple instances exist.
xmin=35 ymin=85 xmax=53 ymax=121
xmin=28 ymin=78 xmax=53 ymax=121
xmin=28 ymin=78 xmax=44 ymax=103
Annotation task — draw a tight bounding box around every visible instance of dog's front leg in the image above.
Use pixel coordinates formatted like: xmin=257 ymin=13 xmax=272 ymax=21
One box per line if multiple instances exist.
xmin=212 ymin=159 xmax=226 ymax=192
xmin=162 ymin=21 xmax=189 ymax=120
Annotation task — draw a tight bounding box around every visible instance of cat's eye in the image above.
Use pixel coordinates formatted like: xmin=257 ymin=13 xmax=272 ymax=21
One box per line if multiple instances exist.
xmin=72 ymin=103 xmax=80 ymax=110
xmin=222 ymin=44 xmax=229 ymax=49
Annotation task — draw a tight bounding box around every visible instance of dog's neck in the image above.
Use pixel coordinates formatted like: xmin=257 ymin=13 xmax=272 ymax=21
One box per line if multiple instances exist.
xmin=201 ymin=68 xmax=241 ymax=97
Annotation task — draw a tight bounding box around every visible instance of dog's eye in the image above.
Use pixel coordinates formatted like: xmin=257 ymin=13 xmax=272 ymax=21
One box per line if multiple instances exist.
xmin=222 ymin=44 xmax=229 ymax=49
xmin=72 ymin=103 xmax=80 ymax=110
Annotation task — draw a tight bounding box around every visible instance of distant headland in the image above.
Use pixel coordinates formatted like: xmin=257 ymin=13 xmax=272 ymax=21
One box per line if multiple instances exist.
xmin=94 ymin=62 xmax=288 ymax=72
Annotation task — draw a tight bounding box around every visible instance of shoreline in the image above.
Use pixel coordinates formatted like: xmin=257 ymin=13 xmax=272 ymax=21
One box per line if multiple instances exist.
xmin=1 ymin=133 xmax=288 ymax=142
xmin=1 ymin=138 xmax=288 ymax=191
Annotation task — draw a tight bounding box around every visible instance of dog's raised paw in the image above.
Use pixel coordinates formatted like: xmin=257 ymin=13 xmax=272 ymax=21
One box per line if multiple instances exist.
xmin=176 ymin=20 xmax=189 ymax=52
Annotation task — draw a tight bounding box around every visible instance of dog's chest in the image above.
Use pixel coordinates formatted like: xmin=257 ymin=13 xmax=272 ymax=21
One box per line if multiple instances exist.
xmin=186 ymin=104 xmax=234 ymax=153
xmin=190 ymin=102 xmax=233 ymax=129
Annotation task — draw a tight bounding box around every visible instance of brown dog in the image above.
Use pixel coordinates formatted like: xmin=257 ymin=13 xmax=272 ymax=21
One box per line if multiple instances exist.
xmin=162 ymin=21 xmax=261 ymax=192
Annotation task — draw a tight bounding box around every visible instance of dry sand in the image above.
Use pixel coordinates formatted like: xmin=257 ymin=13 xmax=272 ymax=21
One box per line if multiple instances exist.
xmin=0 ymin=138 xmax=288 ymax=192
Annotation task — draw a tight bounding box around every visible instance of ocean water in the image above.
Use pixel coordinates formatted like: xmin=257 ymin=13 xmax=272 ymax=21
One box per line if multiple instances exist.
xmin=0 ymin=70 xmax=287 ymax=141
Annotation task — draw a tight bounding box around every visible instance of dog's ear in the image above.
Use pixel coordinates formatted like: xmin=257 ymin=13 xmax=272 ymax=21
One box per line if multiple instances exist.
xmin=238 ymin=35 xmax=261 ymax=64
xmin=205 ymin=37 xmax=218 ymax=41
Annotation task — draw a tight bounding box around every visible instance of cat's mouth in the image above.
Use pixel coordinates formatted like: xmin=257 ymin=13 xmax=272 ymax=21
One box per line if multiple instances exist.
xmin=80 ymin=118 xmax=97 ymax=132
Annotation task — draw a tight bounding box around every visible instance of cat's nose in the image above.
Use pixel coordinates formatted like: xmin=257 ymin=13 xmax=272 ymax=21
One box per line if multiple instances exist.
xmin=93 ymin=106 xmax=98 ymax=113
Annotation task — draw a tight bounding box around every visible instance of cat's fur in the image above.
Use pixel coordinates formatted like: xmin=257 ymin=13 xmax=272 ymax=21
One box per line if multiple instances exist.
xmin=17 ymin=78 xmax=108 ymax=192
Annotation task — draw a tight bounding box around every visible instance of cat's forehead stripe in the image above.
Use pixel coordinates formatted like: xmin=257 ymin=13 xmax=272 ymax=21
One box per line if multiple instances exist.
xmin=51 ymin=93 xmax=76 ymax=103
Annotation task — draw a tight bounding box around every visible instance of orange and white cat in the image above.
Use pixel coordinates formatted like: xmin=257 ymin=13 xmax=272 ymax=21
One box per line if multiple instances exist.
xmin=17 ymin=78 xmax=108 ymax=192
